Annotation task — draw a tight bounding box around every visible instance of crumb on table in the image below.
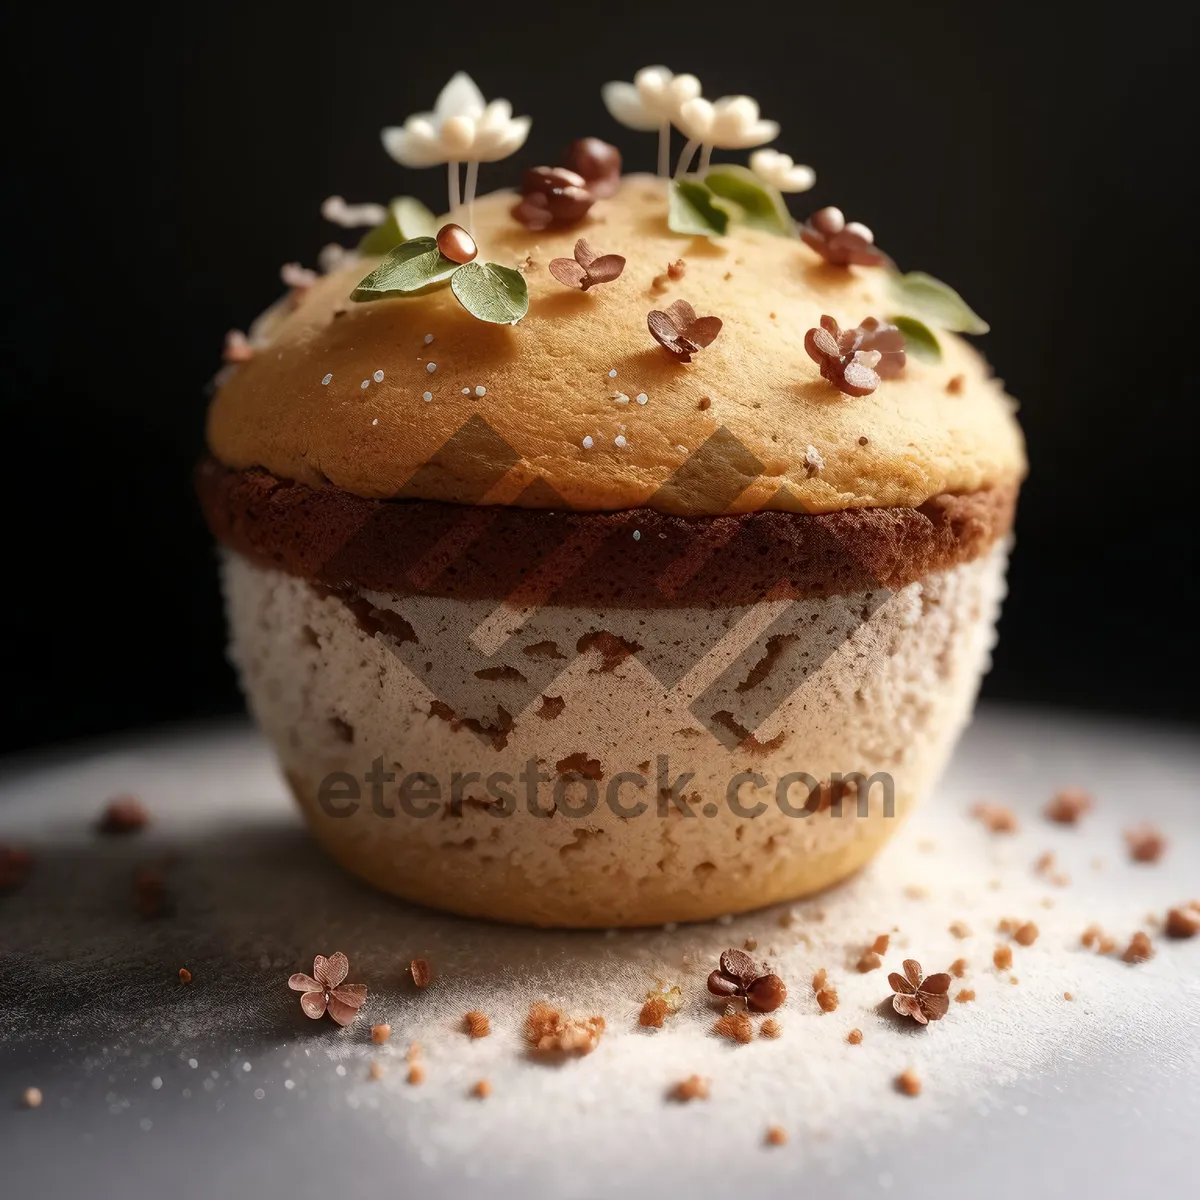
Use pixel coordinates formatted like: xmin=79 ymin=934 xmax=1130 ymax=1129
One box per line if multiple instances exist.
xmin=896 ymin=1068 xmax=922 ymax=1097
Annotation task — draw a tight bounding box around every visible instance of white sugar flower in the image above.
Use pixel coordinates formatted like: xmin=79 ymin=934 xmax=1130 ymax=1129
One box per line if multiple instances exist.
xmin=602 ymin=66 xmax=702 ymax=176
xmin=380 ymin=72 xmax=530 ymax=233
xmin=320 ymin=196 xmax=388 ymax=228
xmin=749 ymin=149 xmax=816 ymax=193
xmin=674 ymin=95 xmax=780 ymax=176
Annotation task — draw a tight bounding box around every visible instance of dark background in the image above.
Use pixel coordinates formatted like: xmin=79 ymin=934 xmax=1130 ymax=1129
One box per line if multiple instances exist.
xmin=2 ymin=1 xmax=1195 ymax=753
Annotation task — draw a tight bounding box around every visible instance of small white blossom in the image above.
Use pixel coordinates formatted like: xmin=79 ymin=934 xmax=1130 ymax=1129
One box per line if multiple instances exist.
xmin=804 ymin=444 xmax=826 ymax=476
xmin=602 ymin=66 xmax=702 ymax=131
xmin=320 ymin=196 xmax=388 ymax=228
xmin=381 ymin=72 xmax=530 ymax=168
xmin=749 ymin=149 xmax=816 ymax=193
xmin=676 ymin=95 xmax=779 ymax=150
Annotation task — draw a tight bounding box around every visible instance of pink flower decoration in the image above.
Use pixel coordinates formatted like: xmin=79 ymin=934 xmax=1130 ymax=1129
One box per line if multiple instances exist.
xmin=288 ymin=952 xmax=367 ymax=1026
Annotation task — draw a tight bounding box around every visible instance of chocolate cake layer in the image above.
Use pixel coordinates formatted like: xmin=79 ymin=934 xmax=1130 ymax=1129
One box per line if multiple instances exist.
xmin=196 ymin=459 xmax=1016 ymax=609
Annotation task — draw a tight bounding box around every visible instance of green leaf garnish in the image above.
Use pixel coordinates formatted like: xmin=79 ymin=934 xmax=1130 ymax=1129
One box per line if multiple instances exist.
xmin=668 ymin=179 xmax=732 ymax=238
xmin=890 ymin=315 xmax=942 ymax=362
xmin=358 ymin=197 xmax=439 ymax=255
xmin=703 ymin=165 xmax=795 ymax=237
xmin=350 ymin=237 xmax=460 ymax=301
xmin=889 ymin=271 xmax=989 ymax=335
xmin=450 ymin=261 xmax=529 ymax=325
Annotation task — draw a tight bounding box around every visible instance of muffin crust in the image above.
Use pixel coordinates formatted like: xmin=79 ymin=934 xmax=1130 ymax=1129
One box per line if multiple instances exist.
xmin=206 ymin=176 xmax=1026 ymax=515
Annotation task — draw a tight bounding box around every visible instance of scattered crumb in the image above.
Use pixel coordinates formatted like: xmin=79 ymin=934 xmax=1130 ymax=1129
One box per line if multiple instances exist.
xmin=993 ymin=945 xmax=1013 ymax=970
xmin=1064 ymin=992 xmax=1074 ymax=1000
xmin=1121 ymin=931 xmax=1154 ymax=964
xmin=955 ymin=989 xmax=976 ymax=1003
xmin=670 ymin=1074 xmax=710 ymax=1102
xmin=1009 ymin=976 xmax=1020 ymax=985
xmin=1033 ymin=849 xmax=1070 ymax=886
xmin=471 ymin=1079 xmax=492 ymax=1099
xmin=368 ymin=1061 xmax=385 ymax=1081
xmin=848 ymin=1028 xmax=863 ymax=1045
xmin=668 ymin=258 xmax=686 ymax=281
xmin=1014 ymin=922 xmax=1039 ymax=946
xmin=410 ymin=959 xmax=432 ymax=988
xmin=697 ymin=396 xmax=711 ymax=411
xmin=134 ymin=869 xmax=168 ymax=918
xmin=406 ymin=1042 xmax=422 ymax=1062
xmin=895 ymin=1068 xmax=922 ymax=1097
xmin=714 ymin=1011 xmax=753 ymax=1044
xmin=811 ymin=969 xmax=827 ymax=992
xmin=21 ymin=1087 xmax=42 ymax=1109
xmin=371 ymin=1024 xmax=391 ymax=1045
xmin=765 ymin=1126 xmax=788 ymax=1146
xmin=1081 ymin=924 xmax=1119 ymax=955
xmin=525 ymin=1002 xmax=605 ymax=1055
xmin=760 ymin=1019 xmax=782 ymax=1039
xmin=464 ymin=1011 xmax=490 ymax=1039
xmin=816 ymin=988 xmax=839 ymax=1013
xmin=1165 ymin=905 xmax=1200 ymax=938
xmin=178 ymin=968 xmax=192 ymax=984
xmin=856 ymin=951 xmax=883 ymax=973
xmin=743 ymin=936 xmax=758 ymax=951
xmin=639 ymin=996 xmax=668 ymax=1027
xmin=99 ymin=795 xmax=148 ymax=835
xmin=1124 ymin=824 xmax=1167 ymax=864
xmin=904 ymin=884 xmax=930 ymax=900
xmin=407 ymin=1063 xmax=425 ymax=1085
xmin=946 ymin=374 xmax=966 ymax=394
xmin=949 ymin=921 xmax=972 ymax=939
xmin=1045 ymin=787 xmax=1092 ymax=824
xmin=972 ymin=801 xmax=1019 ymax=834
xmin=950 ymin=958 xmax=968 ymax=978
xmin=872 ymin=934 xmax=890 ymax=955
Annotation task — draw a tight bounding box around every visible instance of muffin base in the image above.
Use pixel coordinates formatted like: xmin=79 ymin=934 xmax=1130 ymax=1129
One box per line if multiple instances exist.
xmin=222 ymin=543 xmax=1008 ymax=926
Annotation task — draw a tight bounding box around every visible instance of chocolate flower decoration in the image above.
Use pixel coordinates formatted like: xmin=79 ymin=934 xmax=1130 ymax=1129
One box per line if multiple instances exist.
xmin=648 ymin=299 xmax=722 ymax=362
xmin=805 ymin=314 xmax=908 ymax=397
xmin=888 ymin=959 xmax=951 ymax=1025
xmin=801 ymin=207 xmax=889 ymax=268
xmin=549 ymin=239 xmax=626 ymax=291
xmin=512 ymin=167 xmax=594 ymax=231
xmin=562 ymin=138 xmax=622 ymax=199
xmin=707 ymin=948 xmax=787 ymax=1013
xmin=288 ymin=952 xmax=367 ymax=1027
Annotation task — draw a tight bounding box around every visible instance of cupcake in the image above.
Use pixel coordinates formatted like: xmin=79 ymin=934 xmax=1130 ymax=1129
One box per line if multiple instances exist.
xmin=198 ymin=70 xmax=1025 ymax=927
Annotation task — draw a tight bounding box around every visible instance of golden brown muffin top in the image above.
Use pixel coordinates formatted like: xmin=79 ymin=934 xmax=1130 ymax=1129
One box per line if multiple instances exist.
xmin=206 ymin=176 xmax=1025 ymax=515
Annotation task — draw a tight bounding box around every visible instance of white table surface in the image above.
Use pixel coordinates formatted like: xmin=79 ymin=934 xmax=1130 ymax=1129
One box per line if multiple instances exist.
xmin=1 ymin=704 xmax=1197 ymax=1199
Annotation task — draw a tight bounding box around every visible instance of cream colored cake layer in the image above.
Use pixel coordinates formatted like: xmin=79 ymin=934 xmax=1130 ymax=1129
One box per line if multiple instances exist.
xmin=222 ymin=545 xmax=1007 ymax=926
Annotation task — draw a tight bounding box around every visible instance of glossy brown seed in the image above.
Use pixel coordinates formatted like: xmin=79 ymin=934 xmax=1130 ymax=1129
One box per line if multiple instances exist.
xmin=746 ymin=973 xmax=787 ymax=1013
xmin=522 ymin=166 xmax=588 ymax=196
xmin=436 ymin=223 xmax=477 ymax=265
xmin=561 ymin=138 xmax=622 ymax=197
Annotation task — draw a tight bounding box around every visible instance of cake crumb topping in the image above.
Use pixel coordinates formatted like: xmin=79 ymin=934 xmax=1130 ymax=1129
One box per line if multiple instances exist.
xmin=465 ymin=1011 xmax=491 ymax=1038
xmin=1045 ymin=786 xmax=1092 ymax=824
xmin=1124 ymin=823 xmax=1167 ymax=864
xmin=670 ymin=1075 xmax=710 ymax=1101
xmin=972 ymin=801 xmax=1019 ymax=834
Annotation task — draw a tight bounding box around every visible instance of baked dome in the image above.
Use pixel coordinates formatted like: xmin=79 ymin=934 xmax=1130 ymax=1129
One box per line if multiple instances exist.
xmin=206 ymin=175 xmax=1025 ymax=515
